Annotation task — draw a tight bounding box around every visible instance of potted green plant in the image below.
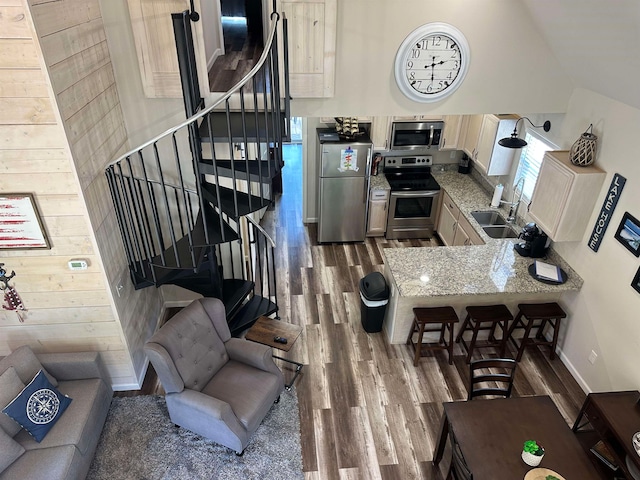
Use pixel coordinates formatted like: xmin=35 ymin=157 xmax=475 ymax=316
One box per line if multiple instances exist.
xmin=522 ymin=439 xmax=545 ymax=466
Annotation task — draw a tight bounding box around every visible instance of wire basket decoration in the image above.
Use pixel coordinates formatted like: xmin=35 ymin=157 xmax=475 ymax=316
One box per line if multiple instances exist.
xmin=569 ymin=124 xmax=598 ymax=167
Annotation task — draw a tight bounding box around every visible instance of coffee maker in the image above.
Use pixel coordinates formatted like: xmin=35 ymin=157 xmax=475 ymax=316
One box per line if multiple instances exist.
xmin=514 ymin=223 xmax=549 ymax=258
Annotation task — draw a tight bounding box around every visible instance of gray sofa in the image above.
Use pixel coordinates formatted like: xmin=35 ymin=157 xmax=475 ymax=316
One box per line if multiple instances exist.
xmin=0 ymin=346 xmax=113 ymax=480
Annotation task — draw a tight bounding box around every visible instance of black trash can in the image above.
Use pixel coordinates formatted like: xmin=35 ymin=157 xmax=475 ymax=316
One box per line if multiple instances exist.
xmin=359 ymin=272 xmax=389 ymax=333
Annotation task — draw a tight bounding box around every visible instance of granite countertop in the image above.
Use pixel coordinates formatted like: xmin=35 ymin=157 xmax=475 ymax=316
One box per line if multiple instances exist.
xmin=383 ymin=171 xmax=583 ymax=297
xmin=370 ymin=174 xmax=390 ymax=190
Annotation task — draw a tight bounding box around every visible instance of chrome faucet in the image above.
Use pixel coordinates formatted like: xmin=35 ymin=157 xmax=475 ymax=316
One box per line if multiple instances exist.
xmin=501 ymin=177 xmax=525 ymax=224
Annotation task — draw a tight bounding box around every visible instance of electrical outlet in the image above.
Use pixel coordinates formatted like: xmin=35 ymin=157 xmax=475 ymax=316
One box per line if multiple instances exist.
xmin=588 ymin=350 xmax=598 ymax=364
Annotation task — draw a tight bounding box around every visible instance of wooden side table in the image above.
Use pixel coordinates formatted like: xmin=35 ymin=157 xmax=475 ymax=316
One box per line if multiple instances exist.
xmin=572 ymin=391 xmax=640 ymax=479
xmin=245 ymin=316 xmax=303 ymax=390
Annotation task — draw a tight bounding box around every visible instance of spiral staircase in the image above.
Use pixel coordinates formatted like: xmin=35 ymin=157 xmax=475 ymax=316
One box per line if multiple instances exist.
xmin=105 ymin=10 xmax=289 ymax=336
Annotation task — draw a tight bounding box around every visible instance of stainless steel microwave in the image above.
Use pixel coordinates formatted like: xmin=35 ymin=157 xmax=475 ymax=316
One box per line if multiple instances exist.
xmin=390 ymin=121 xmax=444 ymax=151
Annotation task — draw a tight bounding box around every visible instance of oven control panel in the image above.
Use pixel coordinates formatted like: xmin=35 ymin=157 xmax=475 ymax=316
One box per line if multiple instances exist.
xmin=384 ymin=155 xmax=433 ymax=168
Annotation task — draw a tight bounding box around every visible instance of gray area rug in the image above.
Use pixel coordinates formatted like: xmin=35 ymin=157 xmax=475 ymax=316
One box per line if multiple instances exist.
xmin=87 ymin=389 xmax=303 ymax=480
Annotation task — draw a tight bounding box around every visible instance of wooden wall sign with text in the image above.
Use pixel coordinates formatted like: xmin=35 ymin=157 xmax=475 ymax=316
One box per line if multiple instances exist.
xmin=588 ymin=173 xmax=626 ymax=252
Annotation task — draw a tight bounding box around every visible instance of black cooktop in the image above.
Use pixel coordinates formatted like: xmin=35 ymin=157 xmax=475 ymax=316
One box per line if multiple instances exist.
xmin=385 ymin=172 xmax=441 ymax=192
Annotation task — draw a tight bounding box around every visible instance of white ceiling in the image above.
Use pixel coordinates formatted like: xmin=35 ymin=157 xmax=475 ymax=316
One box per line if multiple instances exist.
xmin=521 ymin=0 xmax=640 ymax=110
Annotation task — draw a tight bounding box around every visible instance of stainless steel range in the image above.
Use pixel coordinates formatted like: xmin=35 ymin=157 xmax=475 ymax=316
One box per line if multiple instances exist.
xmin=384 ymin=155 xmax=441 ymax=239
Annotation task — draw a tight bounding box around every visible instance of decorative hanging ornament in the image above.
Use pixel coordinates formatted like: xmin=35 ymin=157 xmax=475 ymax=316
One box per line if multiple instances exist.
xmin=570 ymin=124 xmax=598 ymax=167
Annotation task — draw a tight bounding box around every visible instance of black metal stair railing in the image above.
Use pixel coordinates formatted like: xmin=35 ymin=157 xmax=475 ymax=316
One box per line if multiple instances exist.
xmin=105 ymin=10 xmax=288 ymax=324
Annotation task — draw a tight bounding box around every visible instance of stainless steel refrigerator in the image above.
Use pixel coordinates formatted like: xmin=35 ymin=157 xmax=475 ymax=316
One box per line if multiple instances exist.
xmin=317 ymin=129 xmax=372 ymax=243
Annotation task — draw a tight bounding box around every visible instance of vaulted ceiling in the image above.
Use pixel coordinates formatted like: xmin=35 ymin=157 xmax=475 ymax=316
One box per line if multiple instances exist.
xmin=522 ymin=0 xmax=640 ymax=110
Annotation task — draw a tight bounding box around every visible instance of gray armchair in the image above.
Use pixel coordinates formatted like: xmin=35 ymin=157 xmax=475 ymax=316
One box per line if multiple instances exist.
xmin=144 ymin=298 xmax=284 ymax=454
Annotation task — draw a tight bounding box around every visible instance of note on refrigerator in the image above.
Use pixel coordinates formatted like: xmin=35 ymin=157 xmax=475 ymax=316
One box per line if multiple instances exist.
xmin=338 ymin=147 xmax=359 ymax=172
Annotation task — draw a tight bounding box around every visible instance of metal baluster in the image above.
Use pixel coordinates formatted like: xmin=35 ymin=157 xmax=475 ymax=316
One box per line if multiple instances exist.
xmin=106 ymin=168 xmax=135 ymax=269
xmin=135 ymin=177 xmax=157 ymax=259
xmin=205 ymin=113 xmax=226 ymax=243
xmin=153 ymin=143 xmax=179 ymax=268
xmin=225 ymin=100 xmax=240 ymax=220
xmin=125 ymin=157 xmax=155 ymax=279
xmin=252 ymin=75 xmax=265 ymax=203
xmin=139 ymin=150 xmax=165 ymax=262
xmin=239 ymin=86 xmax=252 ymax=213
xmin=174 ymin=188 xmax=185 ymax=237
xmin=116 ymin=161 xmax=143 ymax=274
xmin=171 ymin=133 xmax=196 ymax=269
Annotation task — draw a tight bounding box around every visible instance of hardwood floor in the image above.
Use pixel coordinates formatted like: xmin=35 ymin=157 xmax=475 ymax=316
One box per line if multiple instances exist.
xmin=259 ymin=144 xmax=588 ymax=480
xmin=124 ymin=144 xmax=587 ymax=479
xmin=208 ymin=18 xmax=264 ymax=93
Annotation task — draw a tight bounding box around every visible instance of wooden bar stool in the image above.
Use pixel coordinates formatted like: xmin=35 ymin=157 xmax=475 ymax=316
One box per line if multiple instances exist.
xmin=455 ymin=304 xmax=513 ymax=363
xmin=507 ymin=302 xmax=567 ymax=361
xmin=406 ymin=307 xmax=459 ymax=365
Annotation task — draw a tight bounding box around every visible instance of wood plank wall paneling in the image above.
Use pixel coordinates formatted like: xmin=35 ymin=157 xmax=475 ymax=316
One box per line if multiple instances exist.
xmin=24 ymin=0 xmax=163 ymax=389
xmin=0 ymin=0 xmax=129 ymax=388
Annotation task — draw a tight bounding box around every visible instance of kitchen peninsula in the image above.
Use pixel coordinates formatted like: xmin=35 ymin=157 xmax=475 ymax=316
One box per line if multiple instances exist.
xmin=382 ymin=171 xmax=584 ymax=344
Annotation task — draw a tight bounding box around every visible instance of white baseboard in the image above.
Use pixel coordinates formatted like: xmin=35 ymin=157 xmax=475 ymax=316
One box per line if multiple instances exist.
xmin=112 ymin=380 xmax=144 ymax=392
xmin=207 ymin=48 xmax=223 ymax=71
xmin=557 ymin=347 xmax=591 ymax=394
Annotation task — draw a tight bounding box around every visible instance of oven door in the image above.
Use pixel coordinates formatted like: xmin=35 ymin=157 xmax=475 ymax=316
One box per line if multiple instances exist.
xmin=386 ymin=190 xmax=440 ymax=239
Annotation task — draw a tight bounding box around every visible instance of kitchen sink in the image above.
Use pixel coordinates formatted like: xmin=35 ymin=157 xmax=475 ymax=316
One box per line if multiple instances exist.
xmin=471 ymin=210 xmax=507 ymax=226
xmin=482 ymin=225 xmax=520 ymax=239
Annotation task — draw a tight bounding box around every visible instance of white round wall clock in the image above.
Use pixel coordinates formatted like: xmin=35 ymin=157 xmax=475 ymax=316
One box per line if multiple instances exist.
xmin=394 ymin=22 xmax=470 ymax=103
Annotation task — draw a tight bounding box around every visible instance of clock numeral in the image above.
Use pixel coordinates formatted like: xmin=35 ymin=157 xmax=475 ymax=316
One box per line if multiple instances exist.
xmin=409 ymin=72 xmax=415 ymax=80
xmin=450 ymin=51 xmax=458 ymax=59
xmin=407 ymin=60 xmax=414 ymax=68
xmin=431 ymin=36 xmax=442 ymax=47
xmin=447 ymin=72 xmax=453 ymax=80
xmin=426 ymin=83 xmax=433 ymax=92
xmin=410 ymin=49 xmax=421 ymax=59
xmin=417 ymin=39 xmax=429 ymax=49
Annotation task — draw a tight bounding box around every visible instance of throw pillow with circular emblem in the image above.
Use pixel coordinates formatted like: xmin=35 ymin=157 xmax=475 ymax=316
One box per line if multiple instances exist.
xmin=2 ymin=370 xmax=72 ymax=442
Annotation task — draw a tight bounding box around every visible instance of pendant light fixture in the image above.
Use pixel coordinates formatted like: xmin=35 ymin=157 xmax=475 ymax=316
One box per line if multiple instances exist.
xmin=498 ymin=117 xmax=551 ymax=149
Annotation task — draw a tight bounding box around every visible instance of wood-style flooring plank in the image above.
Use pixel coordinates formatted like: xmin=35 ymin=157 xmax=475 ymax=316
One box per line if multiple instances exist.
xmin=131 ymin=146 xmax=589 ymax=480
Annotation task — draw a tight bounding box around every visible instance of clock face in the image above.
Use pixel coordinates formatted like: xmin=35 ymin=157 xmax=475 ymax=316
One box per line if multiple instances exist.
xmin=395 ymin=23 xmax=470 ymax=103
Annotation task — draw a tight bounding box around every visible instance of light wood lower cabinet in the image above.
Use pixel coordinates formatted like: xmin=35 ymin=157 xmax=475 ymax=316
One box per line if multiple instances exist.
xmin=437 ymin=189 xmax=485 ymax=246
xmin=437 ymin=191 xmax=459 ymax=246
xmin=366 ymin=189 xmax=389 ymax=236
xmin=529 ymin=150 xmax=606 ymax=242
xmin=454 ymin=214 xmax=484 ymax=246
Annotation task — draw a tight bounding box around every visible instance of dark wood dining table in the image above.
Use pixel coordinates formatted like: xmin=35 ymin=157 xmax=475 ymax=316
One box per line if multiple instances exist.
xmin=432 ymin=396 xmax=601 ymax=480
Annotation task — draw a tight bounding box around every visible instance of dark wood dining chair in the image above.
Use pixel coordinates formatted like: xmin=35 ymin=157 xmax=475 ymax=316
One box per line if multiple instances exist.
xmin=467 ymin=358 xmax=517 ymax=400
xmin=447 ymin=430 xmax=473 ymax=480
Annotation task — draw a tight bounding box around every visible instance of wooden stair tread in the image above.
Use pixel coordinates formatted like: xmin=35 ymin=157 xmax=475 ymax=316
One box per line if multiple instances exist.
xmin=198 ymin=111 xmax=288 ymax=144
xmin=201 ymin=183 xmax=270 ymax=218
xmin=228 ymin=295 xmax=278 ymax=337
xmin=199 ymin=158 xmax=279 ymax=181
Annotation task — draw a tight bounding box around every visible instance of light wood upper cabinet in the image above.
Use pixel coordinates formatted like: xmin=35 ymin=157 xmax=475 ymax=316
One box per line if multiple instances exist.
xmin=440 ymin=115 xmax=463 ymax=151
xmin=461 ymin=114 xmax=483 ymax=158
xmin=371 ymin=116 xmax=391 ymax=150
xmin=464 ymin=114 xmax=517 ymax=176
xmin=127 ymin=0 xmax=209 ymax=98
xmin=392 ymin=115 xmax=444 ymax=121
xmin=529 ymin=150 xmax=606 ymax=242
xmin=279 ymin=0 xmax=336 ymax=98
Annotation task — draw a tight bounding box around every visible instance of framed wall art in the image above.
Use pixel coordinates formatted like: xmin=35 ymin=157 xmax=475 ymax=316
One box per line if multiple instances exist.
xmin=632 ymin=267 xmax=640 ymax=295
xmin=0 ymin=193 xmax=50 ymax=250
xmin=613 ymin=212 xmax=640 ymax=257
